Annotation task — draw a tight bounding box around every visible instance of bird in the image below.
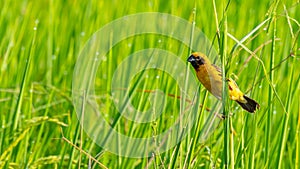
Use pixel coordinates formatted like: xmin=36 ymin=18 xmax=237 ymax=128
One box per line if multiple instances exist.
xmin=187 ymin=52 xmax=260 ymax=113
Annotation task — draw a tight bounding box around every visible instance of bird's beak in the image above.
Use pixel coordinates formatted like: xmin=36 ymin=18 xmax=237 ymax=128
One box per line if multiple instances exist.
xmin=187 ymin=55 xmax=196 ymax=62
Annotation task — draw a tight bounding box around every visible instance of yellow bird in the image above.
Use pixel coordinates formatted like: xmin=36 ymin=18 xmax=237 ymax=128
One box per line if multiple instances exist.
xmin=187 ymin=52 xmax=259 ymax=113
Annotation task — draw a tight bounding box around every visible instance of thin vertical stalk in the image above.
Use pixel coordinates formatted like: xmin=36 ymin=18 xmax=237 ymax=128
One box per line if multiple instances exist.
xmin=277 ymin=37 xmax=297 ymax=168
xmin=230 ymin=119 xmax=234 ymax=169
xmin=250 ymin=115 xmax=257 ymax=169
xmin=185 ymin=91 xmax=208 ymax=169
xmin=265 ymin=13 xmax=276 ymax=169
xmin=296 ymin=102 xmax=300 ymax=169
xmin=295 ymin=33 xmax=300 ymax=168
xmin=241 ymin=114 xmax=245 ymax=169
xmin=265 ymin=53 xmax=274 ymax=165
xmin=221 ymin=7 xmax=230 ymax=169
xmin=47 ymin=0 xmax=53 ymax=85
xmin=78 ymin=90 xmax=86 ymax=169
xmin=67 ymin=117 xmax=81 ymax=169
xmin=277 ymin=58 xmax=293 ymax=168
xmin=212 ymin=0 xmax=220 ymax=41
xmin=23 ymin=83 xmax=34 ymax=167
xmin=12 ymin=24 xmax=37 ymax=130
xmin=265 ymin=1 xmax=279 ymax=167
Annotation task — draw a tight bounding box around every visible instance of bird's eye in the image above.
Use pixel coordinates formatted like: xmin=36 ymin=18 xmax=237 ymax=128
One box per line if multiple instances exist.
xmin=197 ymin=57 xmax=205 ymax=65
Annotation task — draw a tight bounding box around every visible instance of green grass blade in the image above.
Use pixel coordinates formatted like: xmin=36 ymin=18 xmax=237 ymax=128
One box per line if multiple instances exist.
xmin=221 ymin=4 xmax=230 ymax=169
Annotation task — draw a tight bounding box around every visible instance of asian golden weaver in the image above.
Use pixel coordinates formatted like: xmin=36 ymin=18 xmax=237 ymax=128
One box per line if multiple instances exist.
xmin=187 ymin=52 xmax=259 ymax=113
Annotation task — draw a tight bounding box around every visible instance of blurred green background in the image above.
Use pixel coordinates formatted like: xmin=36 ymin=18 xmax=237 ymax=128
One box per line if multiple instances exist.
xmin=0 ymin=0 xmax=299 ymax=168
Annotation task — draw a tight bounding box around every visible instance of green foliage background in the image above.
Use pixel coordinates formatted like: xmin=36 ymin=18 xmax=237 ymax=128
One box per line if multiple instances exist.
xmin=0 ymin=0 xmax=299 ymax=168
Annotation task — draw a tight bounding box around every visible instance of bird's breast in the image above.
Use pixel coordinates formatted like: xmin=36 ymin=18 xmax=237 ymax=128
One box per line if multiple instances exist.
xmin=195 ymin=65 xmax=222 ymax=99
xmin=196 ymin=66 xmax=212 ymax=91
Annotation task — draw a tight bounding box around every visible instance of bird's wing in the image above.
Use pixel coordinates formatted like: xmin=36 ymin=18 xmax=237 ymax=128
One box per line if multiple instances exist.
xmin=205 ymin=63 xmax=223 ymax=99
xmin=211 ymin=64 xmax=222 ymax=77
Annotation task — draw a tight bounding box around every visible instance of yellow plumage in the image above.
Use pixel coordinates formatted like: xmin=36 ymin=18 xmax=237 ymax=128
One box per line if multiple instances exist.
xmin=187 ymin=52 xmax=259 ymax=113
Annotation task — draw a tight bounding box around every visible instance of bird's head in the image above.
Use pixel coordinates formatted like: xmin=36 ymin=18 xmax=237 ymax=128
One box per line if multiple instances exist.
xmin=187 ymin=52 xmax=206 ymax=69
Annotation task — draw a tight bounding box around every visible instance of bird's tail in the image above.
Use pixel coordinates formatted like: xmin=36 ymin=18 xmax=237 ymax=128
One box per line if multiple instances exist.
xmin=236 ymin=95 xmax=260 ymax=113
